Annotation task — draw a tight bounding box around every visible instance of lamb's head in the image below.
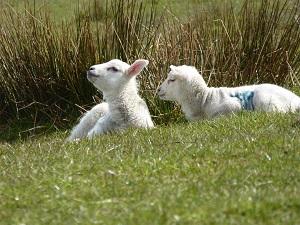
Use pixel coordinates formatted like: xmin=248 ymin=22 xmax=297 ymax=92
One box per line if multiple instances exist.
xmin=157 ymin=65 xmax=206 ymax=101
xmin=87 ymin=59 xmax=149 ymax=94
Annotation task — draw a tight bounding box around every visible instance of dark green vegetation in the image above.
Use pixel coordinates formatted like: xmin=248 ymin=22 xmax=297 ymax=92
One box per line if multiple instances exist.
xmin=1 ymin=113 xmax=300 ymax=224
xmin=0 ymin=0 xmax=300 ymax=130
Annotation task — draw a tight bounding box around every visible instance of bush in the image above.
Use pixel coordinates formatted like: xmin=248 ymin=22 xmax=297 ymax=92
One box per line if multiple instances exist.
xmin=0 ymin=0 xmax=299 ymax=128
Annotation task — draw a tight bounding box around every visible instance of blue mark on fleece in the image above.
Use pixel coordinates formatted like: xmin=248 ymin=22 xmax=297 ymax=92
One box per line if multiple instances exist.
xmin=231 ymin=91 xmax=255 ymax=110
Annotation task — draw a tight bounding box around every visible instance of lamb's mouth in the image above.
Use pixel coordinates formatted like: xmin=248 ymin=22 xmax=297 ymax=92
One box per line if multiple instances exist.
xmin=157 ymin=93 xmax=166 ymax=99
xmin=87 ymin=71 xmax=99 ymax=78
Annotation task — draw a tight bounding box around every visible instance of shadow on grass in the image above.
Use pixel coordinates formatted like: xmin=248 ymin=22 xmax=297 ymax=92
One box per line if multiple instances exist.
xmin=1 ymin=111 xmax=299 ymax=143
xmin=0 ymin=119 xmax=71 ymax=143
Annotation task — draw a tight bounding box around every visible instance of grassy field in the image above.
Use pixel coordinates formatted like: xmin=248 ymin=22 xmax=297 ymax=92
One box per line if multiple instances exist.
xmin=1 ymin=0 xmax=107 ymax=20
xmin=1 ymin=0 xmax=300 ymax=224
xmin=1 ymin=112 xmax=300 ymax=225
xmin=1 ymin=0 xmax=212 ymax=21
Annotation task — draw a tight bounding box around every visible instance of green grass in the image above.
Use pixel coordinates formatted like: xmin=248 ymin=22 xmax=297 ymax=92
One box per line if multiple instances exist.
xmin=0 ymin=0 xmax=251 ymax=22
xmin=1 ymin=112 xmax=300 ymax=225
xmin=1 ymin=0 xmax=87 ymax=20
xmin=0 ymin=1 xmax=300 ymax=223
xmin=1 ymin=0 xmax=201 ymax=22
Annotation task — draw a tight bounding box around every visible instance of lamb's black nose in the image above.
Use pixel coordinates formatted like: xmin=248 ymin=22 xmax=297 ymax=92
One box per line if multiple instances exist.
xmin=157 ymin=87 xmax=161 ymax=92
xmin=89 ymin=66 xmax=96 ymax=71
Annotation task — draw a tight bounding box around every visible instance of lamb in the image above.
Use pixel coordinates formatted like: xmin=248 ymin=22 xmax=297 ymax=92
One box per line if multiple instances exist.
xmin=67 ymin=59 xmax=154 ymax=141
xmin=157 ymin=65 xmax=300 ymax=121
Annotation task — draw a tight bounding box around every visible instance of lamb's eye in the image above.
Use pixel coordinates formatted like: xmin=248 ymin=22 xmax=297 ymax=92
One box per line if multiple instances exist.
xmin=107 ymin=67 xmax=119 ymax=72
xmin=168 ymin=79 xmax=176 ymax=83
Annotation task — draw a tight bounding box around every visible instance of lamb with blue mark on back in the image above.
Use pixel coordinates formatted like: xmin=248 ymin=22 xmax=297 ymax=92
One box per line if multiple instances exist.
xmin=157 ymin=65 xmax=300 ymax=121
xmin=230 ymin=91 xmax=255 ymax=111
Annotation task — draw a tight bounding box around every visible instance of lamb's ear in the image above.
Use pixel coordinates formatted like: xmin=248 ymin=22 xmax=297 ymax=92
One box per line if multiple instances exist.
xmin=170 ymin=65 xmax=177 ymax=71
xmin=126 ymin=59 xmax=149 ymax=77
xmin=169 ymin=65 xmax=183 ymax=80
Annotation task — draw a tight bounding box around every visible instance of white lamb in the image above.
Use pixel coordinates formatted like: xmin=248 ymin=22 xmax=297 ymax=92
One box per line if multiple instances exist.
xmin=67 ymin=59 xmax=154 ymax=141
xmin=157 ymin=65 xmax=300 ymax=121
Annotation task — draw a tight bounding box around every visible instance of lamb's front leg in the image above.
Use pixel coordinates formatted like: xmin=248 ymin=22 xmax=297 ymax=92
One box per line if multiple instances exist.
xmin=67 ymin=102 xmax=109 ymax=141
xmin=210 ymin=100 xmax=242 ymax=118
xmin=87 ymin=114 xmax=119 ymax=139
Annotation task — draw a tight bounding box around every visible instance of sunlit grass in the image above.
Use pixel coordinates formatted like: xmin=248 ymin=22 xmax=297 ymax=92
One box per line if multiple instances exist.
xmin=1 ymin=112 xmax=300 ymax=224
xmin=0 ymin=1 xmax=299 ymax=224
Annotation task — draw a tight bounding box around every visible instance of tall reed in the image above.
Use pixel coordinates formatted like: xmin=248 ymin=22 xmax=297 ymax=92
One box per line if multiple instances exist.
xmin=0 ymin=0 xmax=299 ymax=129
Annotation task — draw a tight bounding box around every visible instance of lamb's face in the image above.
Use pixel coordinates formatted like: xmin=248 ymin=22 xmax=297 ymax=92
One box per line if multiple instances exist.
xmin=87 ymin=59 xmax=149 ymax=94
xmin=158 ymin=65 xmax=205 ymax=102
xmin=87 ymin=59 xmax=130 ymax=92
xmin=157 ymin=65 xmax=183 ymax=101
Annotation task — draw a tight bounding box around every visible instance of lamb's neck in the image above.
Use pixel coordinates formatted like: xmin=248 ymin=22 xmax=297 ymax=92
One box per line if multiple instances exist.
xmin=103 ymin=84 xmax=141 ymax=124
xmin=178 ymin=84 xmax=215 ymax=120
xmin=104 ymin=83 xmax=140 ymax=107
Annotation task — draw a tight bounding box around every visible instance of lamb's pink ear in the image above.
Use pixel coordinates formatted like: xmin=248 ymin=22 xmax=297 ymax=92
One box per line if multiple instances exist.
xmin=126 ymin=59 xmax=149 ymax=77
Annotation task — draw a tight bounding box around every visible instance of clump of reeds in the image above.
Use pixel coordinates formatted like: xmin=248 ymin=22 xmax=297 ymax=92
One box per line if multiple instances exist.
xmin=0 ymin=0 xmax=299 ymax=131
